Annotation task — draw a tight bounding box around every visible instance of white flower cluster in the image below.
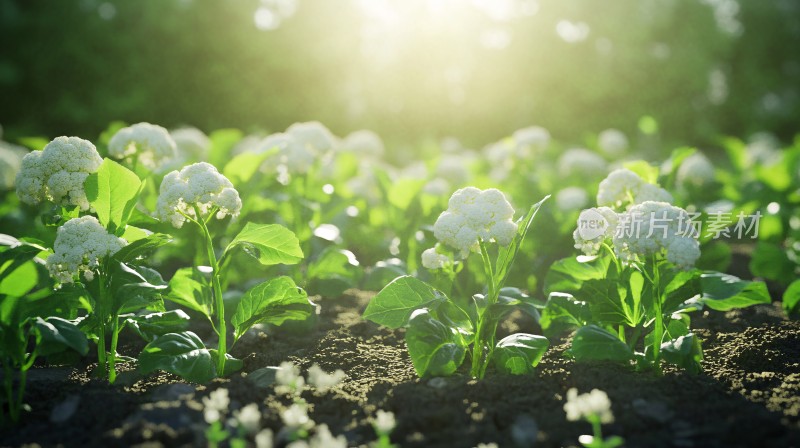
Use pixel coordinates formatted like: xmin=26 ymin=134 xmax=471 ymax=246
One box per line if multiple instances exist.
xmin=286 ymin=424 xmax=347 ymax=448
xmin=342 ymin=129 xmax=384 ymax=159
xmin=109 ymin=122 xmax=177 ymax=171
xmin=573 ymin=202 xmax=701 ymax=270
xmin=46 ymin=216 xmax=127 ymax=284
xmin=596 ymin=168 xmax=672 ymax=209
xmin=433 ymin=187 xmax=518 ymax=258
xmin=421 ymin=246 xmax=451 ymax=270
xmin=597 ymin=128 xmax=629 ymax=158
xmin=233 ymin=403 xmax=262 ymax=434
xmin=676 ymin=152 xmax=715 ymax=189
xmin=275 ymin=361 xmax=305 ymax=395
xmin=558 ymin=148 xmax=607 ymax=178
xmin=0 ymin=143 xmax=23 ymax=190
xmin=307 ymin=363 xmax=346 ymax=392
xmin=155 ymin=162 xmax=242 ymax=228
xmin=15 ymin=136 xmax=103 ymax=210
xmin=202 ymin=388 xmax=230 ymax=424
xmin=564 ymin=388 xmax=614 ymax=424
xmin=373 ymin=410 xmax=396 ymax=434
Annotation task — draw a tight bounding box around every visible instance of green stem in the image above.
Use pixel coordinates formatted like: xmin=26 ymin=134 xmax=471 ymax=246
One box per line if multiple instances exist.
xmin=195 ymin=206 xmax=227 ymax=376
xmin=108 ymin=315 xmax=119 ymax=384
xmin=651 ymin=256 xmax=663 ymax=374
xmin=3 ymin=363 xmax=15 ymax=422
xmin=591 ymin=416 xmax=603 ymax=445
xmin=470 ymin=240 xmax=499 ymax=379
xmin=97 ymin=273 xmax=109 ymax=380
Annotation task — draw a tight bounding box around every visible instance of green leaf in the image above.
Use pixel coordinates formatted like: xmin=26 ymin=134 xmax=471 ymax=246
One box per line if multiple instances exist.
xmin=307 ymin=247 xmax=361 ymax=298
xmin=223 ymin=150 xmax=275 ymax=185
xmin=231 ymin=276 xmax=314 ymax=341
xmin=247 ymin=366 xmax=279 ymax=388
xmin=405 ymin=309 xmax=466 ymax=378
xmin=699 ymin=272 xmax=771 ymax=311
xmin=208 ymin=129 xmax=243 ymax=169
xmin=570 ymin=325 xmax=633 ymax=363
xmin=125 ymin=310 xmax=191 ymax=342
xmin=35 ymin=317 xmax=89 ymax=356
xmin=208 ymin=351 xmax=244 ymax=376
xmin=17 ymin=136 xmax=50 ymax=151
xmin=782 ymin=280 xmax=800 ymax=319
xmin=112 ymin=233 xmax=172 ymax=264
xmin=362 ymin=259 xmax=407 ymax=291
xmin=493 ymin=333 xmax=549 ymax=375
xmin=166 ymin=267 xmax=213 ymax=318
xmin=139 ymin=331 xmax=216 ymax=383
xmin=539 ymin=292 xmax=590 ymax=334
xmin=495 ymin=195 xmax=549 ymax=287
xmin=583 ymin=279 xmax=635 ymax=326
xmin=363 ymin=276 xmax=447 ymax=329
xmin=623 ymin=160 xmax=659 ymax=184
xmin=0 ymin=259 xmax=38 ymax=298
xmin=84 ymin=158 xmax=144 ymax=234
xmin=544 ymin=256 xmax=610 ymax=295
xmin=226 ymin=223 xmax=304 ymax=266
xmin=749 ymin=242 xmax=796 ymax=285
xmin=110 ymin=263 xmax=167 ymax=314
xmin=661 ymin=333 xmax=703 ymax=374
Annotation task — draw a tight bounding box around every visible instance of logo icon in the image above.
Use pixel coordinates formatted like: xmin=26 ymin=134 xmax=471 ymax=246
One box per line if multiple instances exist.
xmin=577 ymin=208 xmax=609 ymax=240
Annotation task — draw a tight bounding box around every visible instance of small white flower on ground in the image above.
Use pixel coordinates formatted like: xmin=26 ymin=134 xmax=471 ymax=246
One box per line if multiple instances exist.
xmin=309 ymin=424 xmax=348 ymax=448
xmin=275 ymin=361 xmax=305 ymax=395
xmin=15 ymin=136 xmax=103 ymax=210
xmin=597 ymin=128 xmax=629 ymax=158
xmin=108 ymin=122 xmax=177 ymax=171
xmin=556 ymin=187 xmax=589 ymax=212
xmin=234 ymin=403 xmax=262 ymax=434
xmin=155 ymin=162 xmax=242 ymax=228
xmin=202 ymin=388 xmax=230 ymax=424
xmin=281 ymin=403 xmax=312 ymax=428
xmin=46 ymin=216 xmax=127 ymax=285
xmin=421 ymin=247 xmax=450 ymax=270
xmin=373 ymin=410 xmax=396 ymax=434
xmin=564 ymin=388 xmax=614 ymax=424
xmin=433 ymin=187 xmax=518 ymax=258
xmin=255 ymin=428 xmax=274 ymax=448
xmin=307 ymin=363 xmax=346 ymax=392
xmin=558 ymin=148 xmax=607 ymax=178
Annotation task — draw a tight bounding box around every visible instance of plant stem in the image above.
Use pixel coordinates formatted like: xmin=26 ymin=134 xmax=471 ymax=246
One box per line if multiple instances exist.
xmin=108 ymin=315 xmax=119 ymax=383
xmin=591 ymin=416 xmax=603 ymax=445
xmin=470 ymin=240 xmax=499 ymax=379
xmin=651 ymin=256 xmax=663 ymax=374
xmin=195 ymin=207 xmax=227 ymax=376
xmin=97 ymin=271 xmax=109 ymax=380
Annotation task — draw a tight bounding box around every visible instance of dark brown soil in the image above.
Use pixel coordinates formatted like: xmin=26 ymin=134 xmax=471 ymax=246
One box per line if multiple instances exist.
xmin=2 ymin=291 xmax=799 ymax=448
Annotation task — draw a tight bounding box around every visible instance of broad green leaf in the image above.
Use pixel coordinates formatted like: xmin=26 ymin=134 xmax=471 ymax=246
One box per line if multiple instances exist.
xmin=208 ymin=351 xmax=244 ymax=376
xmin=362 ymin=259 xmax=407 ymax=292
xmin=749 ymin=242 xmax=796 ymax=285
xmin=125 ymin=310 xmax=191 ymax=342
xmin=583 ymin=279 xmax=635 ymax=326
xmin=544 ymin=256 xmax=610 ymax=295
xmin=119 ymin=225 xmax=149 ymax=243
xmin=623 ymin=160 xmax=659 ymax=184
xmin=492 ymin=333 xmax=549 ymax=375
xmin=166 ymin=267 xmax=212 ymax=317
xmin=223 ymin=149 xmax=275 ymax=185
xmin=662 ymin=269 xmax=701 ymax=314
xmin=226 ymin=223 xmax=303 ymax=266
xmin=231 ymin=276 xmax=314 ymax=341
xmin=139 ymin=331 xmax=216 ymax=383
xmin=539 ymin=292 xmax=590 ymax=334
xmin=84 ymin=158 xmax=144 ymax=234
xmin=495 ymin=195 xmax=550 ymax=287
xmin=113 ymin=233 xmax=172 ymax=264
xmin=35 ymin=317 xmax=89 ymax=356
xmin=307 ymin=247 xmax=361 ymax=298
xmin=405 ymin=309 xmax=466 ymax=378
xmin=696 ymin=240 xmax=732 ymax=272
xmin=661 ymin=333 xmax=703 ymax=374
xmin=208 ymin=128 xmax=243 ymax=169
xmin=699 ymin=272 xmax=771 ymax=311
xmin=247 ymin=366 xmax=279 ymax=388
xmin=570 ymin=325 xmax=633 ymax=363
xmin=783 ymin=280 xmax=800 ymax=320
xmin=0 ymin=259 xmax=38 ymax=298
xmin=111 ymin=263 xmax=167 ymax=314
xmin=363 ymin=276 xmax=447 ymax=329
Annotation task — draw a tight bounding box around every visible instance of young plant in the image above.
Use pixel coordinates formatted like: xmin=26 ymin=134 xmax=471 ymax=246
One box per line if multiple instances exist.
xmin=364 ymin=188 xmax=550 ymax=379
xmin=371 ymin=410 xmax=397 ymax=448
xmin=563 ymin=388 xmax=623 ymax=448
xmin=140 ymin=162 xmax=315 ymax=381
xmin=543 ymin=169 xmax=771 ymax=373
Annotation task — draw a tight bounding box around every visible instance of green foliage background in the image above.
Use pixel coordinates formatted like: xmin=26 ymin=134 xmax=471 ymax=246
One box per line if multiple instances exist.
xmin=0 ymin=0 xmax=798 ymax=149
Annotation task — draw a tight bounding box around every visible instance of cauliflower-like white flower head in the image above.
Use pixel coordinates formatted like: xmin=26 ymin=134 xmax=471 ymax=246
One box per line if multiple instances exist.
xmin=275 ymin=361 xmax=305 ymax=395
xmin=233 ymin=403 xmax=262 ymax=434
xmin=287 ymin=121 xmax=335 ymax=154
xmin=281 ymin=403 xmax=312 ymax=429
xmin=597 ymin=168 xmax=672 ymax=209
xmin=46 ymin=216 xmax=127 ymax=285
xmin=433 ymin=187 xmax=517 ymax=258
xmin=421 ymin=246 xmax=451 ymax=270
xmin=573 ymin=206 xmax=619 ymax=256
xmin=15 ymin=136 xmax=103 ymax=210
xmin=155 ymin=162 xmax=242 ymax=228
xmin=307 ymin=363 xmax=346 ymax=392
xmin=558 ymin=148 xmax=607 ymax=178
xmin=342 ymin=129 xmax=384 ymax=159
xmin=612 ymin=201 xmax=700 ymax=269
xmin=109 ymin=122 xmax=177 ymax=171
xmin=373 ymin=410 xmax=396 ymax=434
xmin=597 ymin=128 xmax=629 ymax=158
xmin=512 ymin=126 xmax=550 ymax=154
xmin=255 ymin=429 xmax=274 ymax=448
xmin=556 ymin=186 xmax=589 ymax=212
xmin=676 ymin=152 xmax=715 ymax=189
xmin=0 ymin=143 xmax=23 ymax=190
xmin=170 ymin=127 xmax=211 ymax=163
xmin=564 ymin=388 xmax=614 ymax=423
